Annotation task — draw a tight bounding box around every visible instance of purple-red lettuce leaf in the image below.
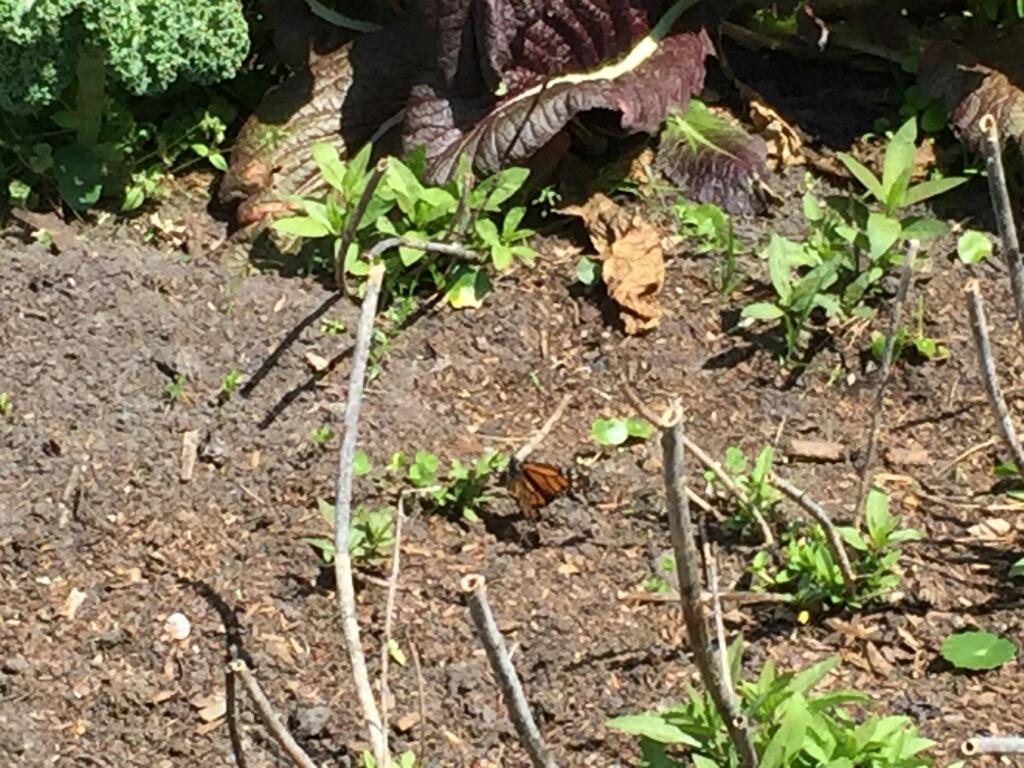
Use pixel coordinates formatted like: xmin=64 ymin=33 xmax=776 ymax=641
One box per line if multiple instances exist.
xmin=657 ymin=100 xmax=769 ymax=214
xmin=402 ymin=0 xmax=714 ymax=181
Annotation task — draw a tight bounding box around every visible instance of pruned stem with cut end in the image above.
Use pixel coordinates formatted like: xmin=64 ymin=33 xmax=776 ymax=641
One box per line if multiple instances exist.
xmin=854 ymin=242 xmax=917 ymax=521
xmin=229 ymin=659 xmax=317 ymax=768
xmin=460 ymin=574 xmax=558 ymax=768
xmin=962 ymin=735 xmax=1024 ymax=756
xmin=333 ymin=263 xmax=388 ymax=766
xmin=771 ymin=472 xmax=857 ymax=592
xmin=965 ymin=280 xmax=1024 ymax=475
xmin=979 ymin=114 xmax=1024 ymax=343
xmin=515 ymin=393 xmax=572 ymax=462
xmin=623 ymin=382 xmax=774 ymax=546
xmin=662 ymin=417 xmax=759 ymax=768
xmin=336 ymin=158 xmax=389 ymax=292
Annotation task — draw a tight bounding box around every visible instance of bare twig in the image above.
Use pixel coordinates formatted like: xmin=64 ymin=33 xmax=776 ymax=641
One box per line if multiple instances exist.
xmin=366 ymin=236 xmax=483 ymax=265
xmin=619 ymin=590 xmax=791 ymax=605
xmin=979 ymin=114 xmax=1024 ymax=342
xmin=460 ymin=574 xmax=558 ymax=768
xmin=336 ymin=158 xmax=389 ymax=292
xmin=624 ymin=383 xmax=774 ymax=546
xmin=515 ymin=393 xmax=573 ymax=462
xmin=965 ymin=280 xmax=1024 ymax=474
xmin=661 ymin=415 xmax=758 ymax=768
xmin=854 ymin=242 xmax=917 ymax=520
xmin=228 ymin=659 xmax=317 ymax=768
xmin=379 ymin=493 xmax=407 ymax=735
xmin=770 ymin=472 xmax=857 ymax=591
xmin=333 ymin=263 xmax=389 ymax=766
xmin=962 ymin=735 xmax=1024 ymax=756
xmin=409 ymin=639 xmax=427 ymax=762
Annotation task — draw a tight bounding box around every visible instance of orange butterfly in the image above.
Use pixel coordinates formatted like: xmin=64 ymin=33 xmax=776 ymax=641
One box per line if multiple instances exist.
xmin=506 ymin=457 xmax=570 ymax=518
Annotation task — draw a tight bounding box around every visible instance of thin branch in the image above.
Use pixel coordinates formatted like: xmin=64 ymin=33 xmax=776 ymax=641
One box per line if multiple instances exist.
xmin=979 ymin=114 xmax=1024 ymax=342
xmin=378 ymin=493 xmax=407 ymax=736
xmin=854 ymin=242 xmax=916 ymax=521
xmin=460 ymin=574 xmax=558 ymax=768
xmin=662 ymin=416 xmax=758 ymax=768
xmin=965 ymin=280 xmax=1024 ymax=474
xmin=770 ymin=472 xmax=857 ymax=591
xmin=332 ymin=263 xmax=388 ymax=766
xmin=962 ymin=736 xmax=1024 ymax=756
xmin=624 ymin=383 xmax=774 ymax=546
xmin=336 ymin=158 xmax=390 ymax=293
xmin=228 ymin=659 xmax=317 ymax=768
xmin=515 ymin=393 xmax=573 ymax=462
xmin=366 ymin=236 xmax=483 ymax=265
xmin=409 ymin=639 xmax=427 ymax=762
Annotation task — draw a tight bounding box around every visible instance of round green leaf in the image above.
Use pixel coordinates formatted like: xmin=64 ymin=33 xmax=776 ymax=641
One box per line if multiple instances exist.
xmin=956 ymin=230 xmax=993 ymax=265
xmin=625 ymin=418 xmax=654 ymax=439
xmin=941 ymin=631 xmax=1017 ymax=670
xmin=576 ymin=257 xmax=600 ymax=286
xmin=592 ymin=418 xmax=629 ymax=447
xmin=445 ymin=267 xmax=491 ymax=309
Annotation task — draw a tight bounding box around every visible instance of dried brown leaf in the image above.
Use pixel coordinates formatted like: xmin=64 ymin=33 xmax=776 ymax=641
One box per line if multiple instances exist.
xmin=561 ymin=194 xmax=665 ymax=334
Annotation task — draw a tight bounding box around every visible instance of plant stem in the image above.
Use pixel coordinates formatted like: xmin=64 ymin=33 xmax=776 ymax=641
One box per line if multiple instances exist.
xmin=979 ymin=114 xmax=1024 ymax=343
xmin=962 ymin=735 xmax=1024 ymax=756
xmin=965 ymin=279 xmax=1024 ymax=475
xmin=332 ymin=263 xmax=388 ymax=766
xmin=854 ymin=241 xmax=917 ymax=521
xmin=336 ymin=158 xmax=389 ymax=293
xmin=770 ymin=472 xmax=857 ymax=592
xmin=662 ymin=416 xmax=759 ymax=768
xmin=460 ymin=574 xmax=558 ymax=768
xmin=378 ymin=493 xmax=407 ymax=737
xmin=229 ymin=659 xmax=317 ymax=768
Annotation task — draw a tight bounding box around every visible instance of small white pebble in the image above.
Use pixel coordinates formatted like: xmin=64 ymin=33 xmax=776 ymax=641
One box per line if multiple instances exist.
xmin=164 ymin=612 xmax=192 ymax=641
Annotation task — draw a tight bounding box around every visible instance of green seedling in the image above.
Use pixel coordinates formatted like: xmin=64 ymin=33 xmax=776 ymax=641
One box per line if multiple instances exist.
xmin=310 ymin=424 xmax=333 ymax=446
xmin=870 ymin=297 xmax=948 ymax=363
xmin=609 ymin=639 xmax=941 ymax=767
xmin=303 ymin=498 xmax=395 ymax=566
xmin=397 ymin=448 xmax=507 ymax=521
xmin=217 ymin=369 xmax=243 ymax=401
xmin=676 ymin=200 xmax=743 ymax=295
xmin=956 ymin=229 xmax=993 ymax=265
xmin=941 ymin=631 xmax=1017 ymax=671
xmin=0 ymin=392 xmax=11 ymax=417
xmin=710 ymin=445 xmax=781 ymax=536
xmin=320 ymin=317 xmax=346 ymax=335
xmin=591 ymin=417 xmax=654 ymax=447
xmin=163 ymin=375 xmax=186 ymax=402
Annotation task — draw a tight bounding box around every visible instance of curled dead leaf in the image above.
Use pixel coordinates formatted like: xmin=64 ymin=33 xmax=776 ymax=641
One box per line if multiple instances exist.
xmin=561 ymin=194 xmax=665 ymax=334
xmin=749 ymin=100 xmax=804 ymax=170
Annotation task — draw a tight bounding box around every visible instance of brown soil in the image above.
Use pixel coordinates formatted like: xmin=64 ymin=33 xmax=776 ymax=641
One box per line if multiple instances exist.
xmin=1 ymin=173 xmax=1022 ymax=767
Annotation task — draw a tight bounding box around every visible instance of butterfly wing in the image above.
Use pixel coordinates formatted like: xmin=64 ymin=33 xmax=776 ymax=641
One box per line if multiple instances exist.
xmin=507 ymin=458 xmax=569 ymax=518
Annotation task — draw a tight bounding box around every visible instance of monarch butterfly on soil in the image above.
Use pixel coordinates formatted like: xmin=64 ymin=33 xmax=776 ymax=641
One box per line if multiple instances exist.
xmin=506 ymin=456 xmax=570 ymax=518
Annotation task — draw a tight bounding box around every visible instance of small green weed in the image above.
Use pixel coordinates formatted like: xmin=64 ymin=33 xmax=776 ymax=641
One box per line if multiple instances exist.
xmin=273 ymin=143 xmax=536 ymax=306
xmin=396 ymin=448 xmax=507 ymax=521
xmin=0 ymin=392 xmax=11 ymax=417
xmin=751 ymin=487 xmax=921 ymax=610
xmin=741 ymin=118 xmax=965 ymax=362
xmin=163 ymin=374 xmax=186 ymax=402
xmin=591 ymin=417 xmax=654 ymax=447
xmin=642 ymin=553 xmax=676 ymax=593
xmin=303 ymin=499 xmax=395 ymax=566
xmin=956 ymin=229 xmax=993 ymax=265
xmin=869 ymin=297 xmax=948 ymax=363
xmin=320 ymin=317 xmax=346 ymax=336
xmin=310 ymin=424 xmax=334 ymax=447
xmin=609 ymin=640 xmax=943 ymax=767
xmin=711 ymin=445 xmax=781 ymax=537
xmin=675 ymin=200 xmax=743 ymax=295
xmin=217 ymin=369 xmax=243 ymax=402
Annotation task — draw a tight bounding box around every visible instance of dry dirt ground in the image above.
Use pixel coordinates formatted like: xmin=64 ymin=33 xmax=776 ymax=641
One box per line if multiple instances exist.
xmin=1 ymin=173 xmax=1023 ymax=767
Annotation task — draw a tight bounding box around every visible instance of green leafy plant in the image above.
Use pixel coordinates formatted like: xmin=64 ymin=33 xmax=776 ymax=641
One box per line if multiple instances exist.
xmin=869 ymin=297 xmax=948 ymax=363
xmin=609 ymin=641 xmax=940 ymax=767
xmin=591 ymin=417 xmax=654 ymax=447
xmin=320 ymin=317 xmax=346 ymax=336
xmin=711 ymin=445 xmax=781 ymax=536
xmin=217 ymin=368 xmax=243 ymax=402
xmin=676 ymin=200 xmax=743 ymax=295
xmin=362 ymin=750 xmax=417 ymax=768
xmin=397 ymin=448 xmax=507 ymax=521
xmin=272 ymin=143 xmax=536 ymax=307
xmin=742 ymin=119 xmax=965 ymax=361
xmin=752 ymin=488 xmax=921 ymax=610
xmin=941 ymin=631 xmax=1017 ymax=671
xmin=163 ymin=374 xmax=187 ymax=402
xmin=956 ymin=229 xmax=994 ymax=265
xmin=311 ymin=424 xmax=334 ymax=446
xmin=642 ymin=553 xmax=677 ymax=594
xmin=303 ymin=499 xmax=395 ymax=566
